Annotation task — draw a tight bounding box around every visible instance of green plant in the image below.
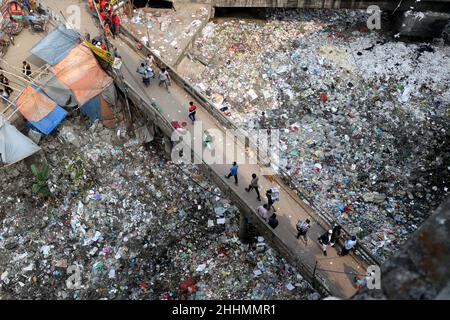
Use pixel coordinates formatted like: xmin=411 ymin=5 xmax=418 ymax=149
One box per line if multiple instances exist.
xmin=31 ymin=164 xmax=51 ymax=197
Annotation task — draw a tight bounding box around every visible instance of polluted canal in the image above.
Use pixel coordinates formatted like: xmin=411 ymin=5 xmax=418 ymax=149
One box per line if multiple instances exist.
xmin=0 ymin=115 xmax=317 ymax=300
xmin=179 ymin=8 xmax=450 ymax=262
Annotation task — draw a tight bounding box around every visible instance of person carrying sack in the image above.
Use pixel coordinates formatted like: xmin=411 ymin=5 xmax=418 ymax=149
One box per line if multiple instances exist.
xmin=296 ymin=219 xmax=311 ymax=244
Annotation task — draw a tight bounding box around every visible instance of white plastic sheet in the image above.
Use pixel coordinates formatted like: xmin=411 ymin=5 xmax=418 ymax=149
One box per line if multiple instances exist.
xmin=0 ymin=117 xmax=41 ymax=164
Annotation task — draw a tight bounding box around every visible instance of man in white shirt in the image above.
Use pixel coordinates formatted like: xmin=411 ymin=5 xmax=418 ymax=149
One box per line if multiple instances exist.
xmin=340 ymin=236 xmax=357 ymax=256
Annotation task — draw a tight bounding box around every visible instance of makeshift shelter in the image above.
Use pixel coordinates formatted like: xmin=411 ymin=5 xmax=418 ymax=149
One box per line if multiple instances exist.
xmin=36 ymin=73 xmax=78 ymax=108
xmin=14 ymin=86 xmax=68 ymax=135
xmin=15 ymin=85 xmax=58 ymax=122
xmin=80 ymin=94 xmax=116 ymax=128
xmin=28 ymin=106 xmax=68 ymax=135
xmin=30 ymin=23 xmax=80 ymax=66
xmin=0 ymin=116 xmax=41 ymax=164
xmin=50 ymin=43 xmax=113 ymax=106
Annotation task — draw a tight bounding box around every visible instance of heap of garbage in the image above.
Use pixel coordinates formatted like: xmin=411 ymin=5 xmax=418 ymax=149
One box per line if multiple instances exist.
xmin=183 ymin=9 xmax=450 ymax=261
xmin=119 ymin=4 xmax=209 ymax=64
xmin=0 ymin=118 xmax=317 ymax=299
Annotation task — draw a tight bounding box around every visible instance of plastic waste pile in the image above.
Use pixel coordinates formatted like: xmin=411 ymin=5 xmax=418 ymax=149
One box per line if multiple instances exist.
xmin=183 ymin=9 xmax=450 ymax=261
xmin=119 ymin=5 xmax=209 ymax=64
xmin=0 ymin=119 xmax=316 ymax=299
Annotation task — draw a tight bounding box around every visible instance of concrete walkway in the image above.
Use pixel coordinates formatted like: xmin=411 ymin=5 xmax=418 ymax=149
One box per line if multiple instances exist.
xmin=48 ymin=0 xmax=368 ymax=298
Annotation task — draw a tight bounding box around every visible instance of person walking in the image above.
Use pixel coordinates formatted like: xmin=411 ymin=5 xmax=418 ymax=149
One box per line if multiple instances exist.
xmin=225 ymin=161 xmax=238 ymax=185
xmin=0 ymin=89 xmax=10 ymax=103
xmin=330 ymin=224 xmax=342 ymax=247
xmin=340 ymin=235 xmax=357 ymax=256
xmin=268 ymin=213 xmax=279 ymax=229
xmin=158 ymin=68 xmax=171 ymax=92
xmin=245 ymin=173 xmax=261 ymax=201
xmin=355 ymin=271 xmax=376 ymax=290
xmin=0 ymin=74 xmax=13 ymax=96
xmin=143 ymin=66 xmax=153 ymax=87
xmin=296 ymin=219 xmax=311 ymax=244
xmin=146 ymin=54 xmax=155 ymax=68
xmin=137 ymin=62 xmax=153 ymax=87
xmin=112 ymin=46 xmax=121 ymax=59
xmin=318 ymin=229 xmax=333 ymax=256
xmin=88 ymin=0 xmax=95 ymax=12
xmin=265 ymin=187 xmax=279 ymax=212
xmin=114 ymin=13 xmax=121 ymax=36
xmin=106 ymin=1 xmax=113 ymax=14
xmin=22 ymin=61 xmax=31 ymax=77
xmin=256 ymin=204 xmax=269 ymax=221
xmin=188 ymin=101 xmax=197 ymax=122
xmin=110 ymin=13 xmax=117 ymax=38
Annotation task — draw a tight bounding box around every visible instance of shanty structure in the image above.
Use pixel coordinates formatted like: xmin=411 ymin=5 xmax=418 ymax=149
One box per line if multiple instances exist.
xmin=30 ymin=24 xmax=80 ymax=65
xmin=15 ymin=85 xmax=68 ymax=135
xmin=14 ymin=23 xmax=118 ymax=134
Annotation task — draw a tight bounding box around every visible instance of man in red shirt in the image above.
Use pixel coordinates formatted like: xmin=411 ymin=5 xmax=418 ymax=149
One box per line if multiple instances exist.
xmin=188 ymin=101 xmax=197 ymax=122
xmin=110 ymin=13 xmax=120 ymax=37
xmin=114 ymin=13 xmax=120 ymax=34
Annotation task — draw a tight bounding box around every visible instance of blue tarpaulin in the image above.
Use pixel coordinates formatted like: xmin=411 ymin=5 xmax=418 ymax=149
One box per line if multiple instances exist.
xmin=80 ymin=96 xmax=101 ymax=123
xmin=30 ymin=24 xmax=80 ymax=65
xmin=29 ymin=105 xmax=68 ymax=135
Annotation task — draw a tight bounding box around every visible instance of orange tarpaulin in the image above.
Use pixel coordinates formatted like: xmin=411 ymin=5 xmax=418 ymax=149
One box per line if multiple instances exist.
xmin=50 ymin=43 xmax=113 ymax=106
xmin=15 ymin=86 xmax=57 ymax=122
xmin=100 ymin=95 xmax=115 ymax=128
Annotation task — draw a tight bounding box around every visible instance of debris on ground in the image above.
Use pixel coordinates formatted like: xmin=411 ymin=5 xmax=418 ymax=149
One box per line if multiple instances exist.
xmin=0 ymin=118 xmax=316 ymax=299
xmin=119 ymin=3 xmax=210 ymax=64
xmin=181 ymin=9 xmax=450 ymax=261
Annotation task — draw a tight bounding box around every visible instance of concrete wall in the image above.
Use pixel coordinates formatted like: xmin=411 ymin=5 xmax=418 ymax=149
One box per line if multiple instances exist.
xmin=397 ymin=11 xmax=450 ymax=38
xmin=174 ymin=0 xmax=450 ymax=12
xmin=353 ymin=196 xmax=450 ymax=300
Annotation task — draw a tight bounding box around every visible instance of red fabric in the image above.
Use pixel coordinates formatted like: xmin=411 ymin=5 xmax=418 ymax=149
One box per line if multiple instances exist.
xmin=171 ymin=121 xmax=181 ymax=129
xmin=140 ymin=281 xmax=148 ymax=290
xmin=320 ymin=92 xmax=328 ymax=103
xmin=99 ymin=11 xmax=107 ymax=21
xmin=100 ymin=0 xmax=107 ymax=10
xmin=180 ymin=279 xmax=195 ymax=292
xmin=189 ymin=105 xmax=197 ymax=112
xmin=114 ymin=14 xmax=120 ymax=27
